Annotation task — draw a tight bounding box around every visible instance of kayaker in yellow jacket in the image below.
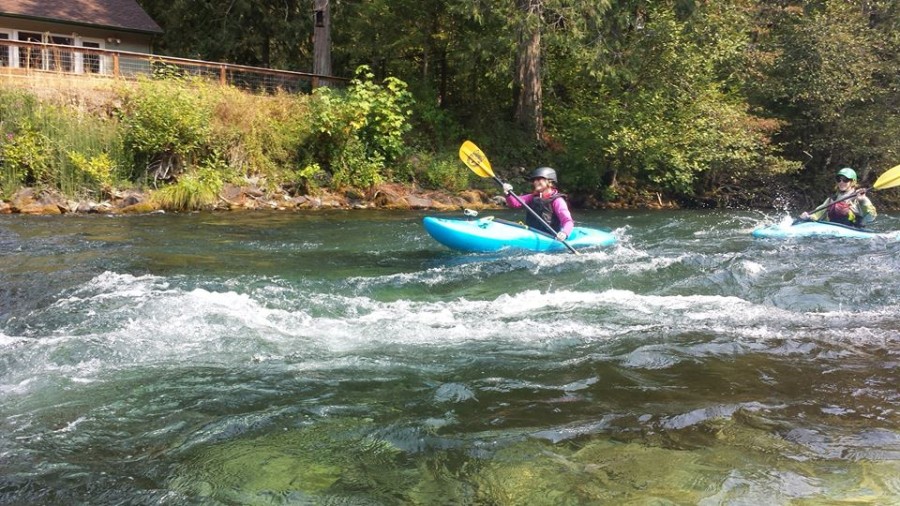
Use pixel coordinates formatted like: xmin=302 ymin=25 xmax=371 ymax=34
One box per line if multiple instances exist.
xmin=799 ymin=167 xmax=877 ymax=228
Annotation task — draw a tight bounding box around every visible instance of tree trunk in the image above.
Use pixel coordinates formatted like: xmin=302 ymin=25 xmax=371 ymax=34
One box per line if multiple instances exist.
xmin=313 ymin=0 xmax=332 ymax=82
xmin=262 ymin=33 xmax=271 ymax=68
xmin=514 ymin=0 xmax=544 ymax=143
xmin=439 ymin=48 xmax=448 ymax=107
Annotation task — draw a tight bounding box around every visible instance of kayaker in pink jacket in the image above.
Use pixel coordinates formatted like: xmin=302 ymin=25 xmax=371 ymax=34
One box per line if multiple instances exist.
xmin=501 ymin=167 xmax=574 ymax=241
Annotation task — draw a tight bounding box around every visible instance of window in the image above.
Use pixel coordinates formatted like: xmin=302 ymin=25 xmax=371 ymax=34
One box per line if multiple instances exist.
xmin=0 ymin=32 xmax=8 ymax=67
xmin=80 ymin=40 xmax=102 ymax=74
xmin=49 ymin=35 xmax=73 ymax=72
xmin=18 ymin=32 xmax=42 ymax=69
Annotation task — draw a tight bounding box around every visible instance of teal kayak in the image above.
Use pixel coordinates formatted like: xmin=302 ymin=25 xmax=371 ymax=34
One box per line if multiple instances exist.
xmin=423 ymin=216 xmax=616 ymax=253
xmin=751 ymin=220 xmax=890 ymax=239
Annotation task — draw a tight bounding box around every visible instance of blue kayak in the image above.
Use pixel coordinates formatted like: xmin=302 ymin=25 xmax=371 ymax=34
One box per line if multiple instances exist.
xmin=751 ymin=220 xmax=887 ymax=239
xmin=423 ymin=216 xmax=616 ymax=253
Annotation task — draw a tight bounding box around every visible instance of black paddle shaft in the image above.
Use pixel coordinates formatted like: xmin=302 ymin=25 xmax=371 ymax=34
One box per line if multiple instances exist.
xmin=805 ymin=189 xmax=866 ymax=216
xmin=494 ymin=175 xmax=579 ymax=255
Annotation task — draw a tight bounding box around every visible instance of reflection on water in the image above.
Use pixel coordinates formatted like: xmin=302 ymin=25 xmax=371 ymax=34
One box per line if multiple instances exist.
xmin=1 ymin=210 xmax=899 ymax=503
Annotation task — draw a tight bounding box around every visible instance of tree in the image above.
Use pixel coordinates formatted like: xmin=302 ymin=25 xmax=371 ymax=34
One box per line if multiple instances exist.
xmin=543 ymin=1 xmax=794 ymax=202
xmin=743 ymin=1 xmax=900 ymax=185
xmin=313 ymin=0 xmax=332 ymax=77
xmin=138 ymin=0 xmax=312 ymax=70
xmin=514 ymin=0 xmax=545 ymax=142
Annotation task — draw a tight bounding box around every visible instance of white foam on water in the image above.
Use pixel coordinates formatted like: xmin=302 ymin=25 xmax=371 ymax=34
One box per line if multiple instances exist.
xmin=778 ymin=213 xmax=796 ymax=227
xmin=4 ymin=269 xmax=898 ymax=396
xmin=0 ymin=332 xmax=25 ymax=347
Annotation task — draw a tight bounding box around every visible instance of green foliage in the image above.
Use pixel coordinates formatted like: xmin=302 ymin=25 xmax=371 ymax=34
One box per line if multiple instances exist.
xmin=153 ymin=162 xmax=224 ymax=211
xmin=412 ymin=151 xmax=472 ymax=191
xmin=118 ymin=78 xmax=213 ymax=181
xmin=205 ymin=86 xmax=315 ymax=188
xmin=309 ymin=66 xmax=414 ymax=188
xmin=294 ymin=163 xmax=326 ymax=194
xmin=546 ymin=2 xmax=796 ymax=199
xmin=139 ymin=0 xmax=313 ymax=71
xmin=0 ymin=125 xmax=50 ymax=189
xmin=0 ymin=90 xmax=49 ymax=192
xmin=67 ymin=151 xmax=116 ymax=189
xmin=743 ymin=2 xmax=900 ymax=186
xmin=42 ymin=104 xmax=130 ymax=197
xmin=150 ymin=59 xmax=187 ymax=81
xmin=330 ymin=136 xmax=385 ymax=189
xmin=404 ymin=86 xmax=464 ymax=149
xmin=0 ymin=88 xmax=129 ymax=197
xmin=346 ymin=68 xmax=414 ymax=163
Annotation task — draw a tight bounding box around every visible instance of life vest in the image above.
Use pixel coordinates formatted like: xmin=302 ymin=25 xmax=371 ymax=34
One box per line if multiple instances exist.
xmin=525 ymin=192 xmax=566 ymax=232
xmin=827 ymin=198 xmax=859 ymax=227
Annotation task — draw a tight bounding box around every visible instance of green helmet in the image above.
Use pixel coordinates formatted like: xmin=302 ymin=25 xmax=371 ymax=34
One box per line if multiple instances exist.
xmin=836 ymin=167 xmax=857 ymax=181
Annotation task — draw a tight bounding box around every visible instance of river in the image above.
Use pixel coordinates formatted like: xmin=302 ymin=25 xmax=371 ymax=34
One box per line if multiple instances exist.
xmin=1 ymin=209 xmax=899 ymax=504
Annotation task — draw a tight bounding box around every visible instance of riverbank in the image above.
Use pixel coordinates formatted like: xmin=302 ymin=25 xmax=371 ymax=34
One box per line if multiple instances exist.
xmin=3 ymin=74 xmax=894 ymax=217
xmin=0 ymin=179 xmax=684 ymax=215
xmin=0 ymin=182 xmax=502 ymax=215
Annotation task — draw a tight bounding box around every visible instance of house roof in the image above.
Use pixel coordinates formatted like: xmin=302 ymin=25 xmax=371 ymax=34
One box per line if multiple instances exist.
xmin=0 ymin=0 xmax=162 ymax=34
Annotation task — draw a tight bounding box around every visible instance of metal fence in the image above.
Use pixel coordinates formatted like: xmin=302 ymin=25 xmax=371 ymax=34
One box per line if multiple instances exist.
xmin=0 ymin=39 xmax=347 ymax=92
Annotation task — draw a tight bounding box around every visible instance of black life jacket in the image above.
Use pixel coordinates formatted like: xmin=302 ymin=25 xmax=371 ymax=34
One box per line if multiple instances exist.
xmin=525 ymin=193 xmax=566 ymax=233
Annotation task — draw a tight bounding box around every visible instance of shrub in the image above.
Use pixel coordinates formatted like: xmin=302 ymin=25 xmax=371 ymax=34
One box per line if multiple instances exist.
xmin=294 ymin=163 xmax=326 ymax=194
xmin=330 ymin=136 xmax=384 ymax=189
xmin=308 ymin=66 xmax=414 ymax=189
xmin=0 ymin=86 xmax=131 ymax=197
xmin=153 ymin=162 xmax=224 ymax=211
xmin=208 ymin=87 xmax=314 ymax=186
xmin=67 ymin=151 xmax=115 ymax=191
xmin=414 ymin=151 xmax=472 ymax=191
xmin=0 ymin=126 xmax=50 ymax=189
xmin=117 ymin=78 xmax=213 ymax=183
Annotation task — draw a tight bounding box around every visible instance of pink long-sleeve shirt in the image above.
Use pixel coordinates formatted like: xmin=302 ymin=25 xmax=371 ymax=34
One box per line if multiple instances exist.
xmin=505 ymin=191 xmax=574 ymax=237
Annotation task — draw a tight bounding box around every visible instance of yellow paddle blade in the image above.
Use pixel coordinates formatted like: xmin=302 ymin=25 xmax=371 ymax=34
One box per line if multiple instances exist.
xmin=873 ymin=163 xmax=900 ymax=190
xmin=459 ymin=140 xmax=494 ymax=178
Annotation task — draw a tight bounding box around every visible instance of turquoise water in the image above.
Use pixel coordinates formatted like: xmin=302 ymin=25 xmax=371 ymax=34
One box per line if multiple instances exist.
xmin=1 ymin=209 xmax=899 ymax=504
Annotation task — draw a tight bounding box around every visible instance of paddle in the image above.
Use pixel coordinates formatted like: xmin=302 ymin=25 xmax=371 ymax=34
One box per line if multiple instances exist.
xmin=458 ymin=140 xmax=580 ymax=255
xmin=800 ymin=163 xmax=900 ymax=220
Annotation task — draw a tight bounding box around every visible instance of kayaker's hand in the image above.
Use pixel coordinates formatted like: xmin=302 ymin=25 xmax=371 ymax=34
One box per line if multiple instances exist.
xmin=857 ymin=188 xmax=867 ymax=197
xmin=502 ymin=183 xmax=513 ymax=194
xmin=799 ymin=212 xmax=809 ymax=220
xmin=556 ymin=231 xmax=568 ymax=241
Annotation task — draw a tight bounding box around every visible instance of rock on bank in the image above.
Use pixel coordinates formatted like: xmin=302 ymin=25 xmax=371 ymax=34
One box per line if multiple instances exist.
xmin=0 ymin=183 xmax=501 ymax=215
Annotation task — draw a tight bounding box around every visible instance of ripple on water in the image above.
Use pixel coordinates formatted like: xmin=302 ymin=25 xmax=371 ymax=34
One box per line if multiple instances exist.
xmin=4 ymin=211 xmax=900 ymax=504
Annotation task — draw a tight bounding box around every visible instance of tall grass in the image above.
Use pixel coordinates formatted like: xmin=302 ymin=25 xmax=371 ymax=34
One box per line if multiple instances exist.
xmin=0 ymin=86 xmax=129 ymax=198
xmin=0 ymin=70 xmax=449 ymax=205
xmin=40 ymin=105 xmax=129 ymax=197
xmin=207 ymin=85 xmax=315 ymax=188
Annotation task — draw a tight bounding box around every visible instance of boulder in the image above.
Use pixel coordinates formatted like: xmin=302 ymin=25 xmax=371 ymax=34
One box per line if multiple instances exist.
xmin=371 ymin=186 xmax=406 ymax=208
xmin=243 ymin=185 xmax=265 ymax=198
xmin=76 ymin=201 xmax=99 ymax=213
xmin=118 ymin=193 xmax=143 ymax=207
xmin=10 ymin=188 xmax=36 ymax=210
xmin=19 ymin=202 xmax=62 ymax=215
xmin=118 ymin=201 xmax=160 ymax=214
xmin=405 ymin=195 xmax=433 ymax=209
xmin=460 ymin=189 xmax=490 ymax=205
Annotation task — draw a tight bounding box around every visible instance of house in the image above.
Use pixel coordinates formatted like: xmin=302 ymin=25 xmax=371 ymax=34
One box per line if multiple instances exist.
xmin=0 ymin=0 xmax=162 ymax=74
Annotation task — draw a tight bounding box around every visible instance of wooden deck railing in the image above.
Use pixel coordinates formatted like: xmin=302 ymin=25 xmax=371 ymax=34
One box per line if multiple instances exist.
xmin=0 ymin=39 xmax=348 ymax=92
